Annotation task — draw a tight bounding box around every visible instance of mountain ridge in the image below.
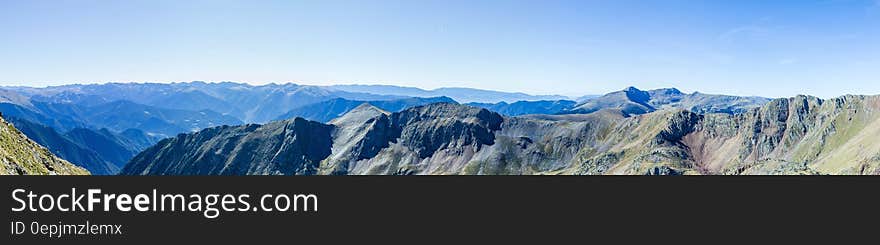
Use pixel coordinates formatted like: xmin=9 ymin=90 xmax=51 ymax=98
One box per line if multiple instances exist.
xmin=5 ymin=82 xmax=879 ymax=175
xmin=325 ymin=84 xmax=571 ymax=103
xmin=121 ymin=92 xmax=880 ymax=175
xmin=274 ymin=96 xmax=456 ymax=122
xmin=567 ymin=86 xmax=771 ymax=116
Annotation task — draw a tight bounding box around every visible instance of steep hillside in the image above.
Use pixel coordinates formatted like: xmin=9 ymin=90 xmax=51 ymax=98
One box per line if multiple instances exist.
xmin=6 ymin=117 xmax=121 ymax=175
xmin=682 ymin=95 xmax=880 ymax=175
xmin=118 ymin=128 xmax=162 ymax=151
xmin=320 ymin=104 xmax=394 ymax=175
xmin=0 ymin=115 xmax=89 ymax=175
xmin=122 ymin=103 xmax=503 ymax=175
xmin=64 ymin=128 xmax=143 ymax=170
xmin=122 ymin=118 xmax=334 ymax=175
xmin=335 ymin=103 xmax=504 ymax=175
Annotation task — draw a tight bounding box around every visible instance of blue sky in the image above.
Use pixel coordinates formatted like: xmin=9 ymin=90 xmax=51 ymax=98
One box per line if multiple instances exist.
xmin=1 ymin=0 xmax=878 ymax=98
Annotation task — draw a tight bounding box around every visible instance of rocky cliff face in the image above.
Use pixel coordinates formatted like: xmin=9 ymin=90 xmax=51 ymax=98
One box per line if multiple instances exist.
xmin=123 ymin=103 xmax=507 ymax=175
xmin=0 ymin=115 xmax=89 ymax=175
xmin=121 ymin=117 xmax=333 ymax=175
xmin=683 ymin=95 xmax=880 ymax=174
xmin=335 ymin=103 xmax=504 ymax=175
xmin=320 ymin=104 xmax=395 ymax=175
xmin=122 ymin=95 xmax=880 ymax=175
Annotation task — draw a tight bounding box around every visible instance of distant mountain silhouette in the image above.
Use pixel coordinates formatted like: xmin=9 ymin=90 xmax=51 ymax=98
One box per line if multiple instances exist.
xmin=274 ymin=96 xmax=457 ymax=122
xmin=326 ymin=84 xmax=570 ymax=103
xmin=466 ymin=100 xmax=577 ymax=116
xmin=566 ymin=86 xmax=771 ymax=116
xmin=6 ymin=117 xmax=119 ymax=174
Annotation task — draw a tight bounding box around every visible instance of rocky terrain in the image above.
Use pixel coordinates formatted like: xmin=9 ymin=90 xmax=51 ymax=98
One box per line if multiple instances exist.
xmin=121 ymin=93 xmax=880 ymax=175
xmin=0 ymin=114 xmax=89 ymax=175
xmin=0 ymin=82 xmax=586 ymax=174
xmin=3 ymin=82 xmax=877 ymax=175
xmin=122 ymin=117 xmax=334 ymax=175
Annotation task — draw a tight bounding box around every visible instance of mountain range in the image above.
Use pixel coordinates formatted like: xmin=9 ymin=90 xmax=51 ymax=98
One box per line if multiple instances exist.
xmin=1 ymin=82 xmax=587 ymax=174
xmin=6 ymin=117 xmax=152 ymax=175
xmin=323 ymin=84 xmax=570 ymax=104
xmin=122 ymin=94 xmax=880 ymax=175
xmin=567 ymin=87 xmax=771 ymax=116
xmin=466 ymin=100 xmax=578 ymax=116
xmin=4 ymin=81 xmax=879 ymax=175
xmin=274 ymin=96 xmax=457 ymax=122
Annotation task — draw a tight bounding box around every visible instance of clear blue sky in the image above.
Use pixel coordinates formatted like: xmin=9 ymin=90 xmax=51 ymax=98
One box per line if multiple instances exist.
xmin=1 ymin=0 xmax=878 ymax=98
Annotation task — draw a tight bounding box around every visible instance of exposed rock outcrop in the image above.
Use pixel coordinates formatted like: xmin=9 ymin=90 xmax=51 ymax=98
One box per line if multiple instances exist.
xmin=121 ymin=117 xmax=333 ymax=175
xmin=122 ymin=94 xmax=880 ymax=175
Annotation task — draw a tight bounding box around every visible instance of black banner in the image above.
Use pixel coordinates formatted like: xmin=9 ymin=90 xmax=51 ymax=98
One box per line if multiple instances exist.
xmin=2 ymin=176 xmax=877 ymax=243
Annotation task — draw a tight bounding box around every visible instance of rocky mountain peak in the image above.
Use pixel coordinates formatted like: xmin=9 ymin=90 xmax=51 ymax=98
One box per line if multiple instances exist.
xmin=329 ymin=103 xmax=389 ymax=127
xmin=652 ymin=88 xmax=683 ymax=95
xmin=623 ymin=86 xmax=642 ymax=92
xmin=388 ymin=103 xmax=504 ymax=159
xmin=392 ymin=103 xmax=503 ymax=130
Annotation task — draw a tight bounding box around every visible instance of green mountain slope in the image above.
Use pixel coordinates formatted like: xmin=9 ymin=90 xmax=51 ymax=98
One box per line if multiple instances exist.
xmin=6 ymin=117 xmax=118 ymax=174
xmin=0 ymin=115 xmax=89 ymax=175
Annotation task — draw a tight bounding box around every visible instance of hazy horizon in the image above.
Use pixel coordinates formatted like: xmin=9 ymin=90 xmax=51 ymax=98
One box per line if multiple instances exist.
xmin=2 ymin=0 xmax=878 ymax=98
xmin=2 ymin=80 xmax=867 ymax=99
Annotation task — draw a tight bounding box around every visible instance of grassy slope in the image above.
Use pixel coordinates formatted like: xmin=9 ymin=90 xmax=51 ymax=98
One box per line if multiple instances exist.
xmin=0 ymin=116 xmax=89 ymax=175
